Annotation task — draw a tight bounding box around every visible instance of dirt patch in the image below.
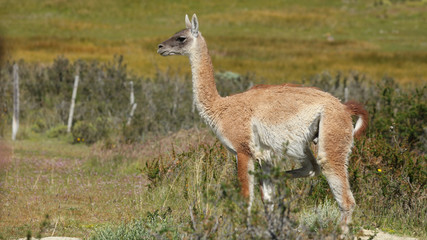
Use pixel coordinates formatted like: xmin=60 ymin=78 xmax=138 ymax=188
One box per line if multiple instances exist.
xmin=356 ymin=229 xmax=418 ymax=240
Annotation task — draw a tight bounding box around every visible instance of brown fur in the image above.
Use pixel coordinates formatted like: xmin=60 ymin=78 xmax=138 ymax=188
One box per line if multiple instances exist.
xmin=250 ymin=83 xmax=321 ymax=91
xmin=344 ymin=100 xmax=369 ymax=138
xmin=237 ymin=152 xmax=251 ymax=198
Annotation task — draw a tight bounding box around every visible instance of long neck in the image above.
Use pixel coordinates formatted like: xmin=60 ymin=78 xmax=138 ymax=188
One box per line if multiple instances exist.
xmin=189 ymin=36 xmax=221 ymax=118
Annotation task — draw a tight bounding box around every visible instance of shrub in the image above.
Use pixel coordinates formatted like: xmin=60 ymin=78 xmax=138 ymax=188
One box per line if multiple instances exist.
xmin=90 ymin=210 xmax=179 ymax=240
xmin=348 ymin=137 xmax=426 ymax=232
xmin=46 ymin=124 xmax=68 ymax=138
xmin=299 ymin=198 xmax=340 ymax=232
xmin=71 ymin=121 xmax=97 ymax=144
xmin=0 ymin=57 xmax=257 ymax=144
xmin=30 ymin=118 xmax=48 ymax=133
xmin=6 ymin=57 xmax=425 ymax=149
xmin=215 ymin=71 xmax=255 ymax=96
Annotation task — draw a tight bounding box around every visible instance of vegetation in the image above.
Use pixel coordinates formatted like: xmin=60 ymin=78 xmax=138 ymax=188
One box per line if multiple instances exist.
xmin=0 ymin=56 xmax=253 ymax=143
xmin=0 ymin=0 xmax=426 ymax=239
xmin=0 ymin=0 xmax=426 ymax=83
xmin=0 ymin=56 xmax=425 ymax=239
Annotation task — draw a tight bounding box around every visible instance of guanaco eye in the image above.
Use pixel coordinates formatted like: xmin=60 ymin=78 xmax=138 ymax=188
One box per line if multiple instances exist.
xmin=177 ymin=36 xmax=187 ymax=43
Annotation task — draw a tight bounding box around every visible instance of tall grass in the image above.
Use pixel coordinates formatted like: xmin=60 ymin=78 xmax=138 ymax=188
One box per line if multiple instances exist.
xmin=0 ymin=58 xmax=425 ymax=239
xmin=89 ymin=130 xmax=425 ymax=239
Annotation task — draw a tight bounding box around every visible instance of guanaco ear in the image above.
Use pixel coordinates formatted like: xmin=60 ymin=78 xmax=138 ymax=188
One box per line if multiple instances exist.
xmin=191 ymin=14 xmax=199 ymax=38
xmin=185 ymin=14 xmax=191 ymax=29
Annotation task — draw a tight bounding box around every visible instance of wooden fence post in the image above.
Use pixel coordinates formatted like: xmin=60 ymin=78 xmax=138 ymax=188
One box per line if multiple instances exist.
xmin=127 ymin=81 xmax=137 ymax=126
xmin=12 ymin=64 xmax=19 ymax=141
xmin=67 ymin=67 xmax=79 ymax=133
xmin=344 ymin=87 xmax=349 ymax=102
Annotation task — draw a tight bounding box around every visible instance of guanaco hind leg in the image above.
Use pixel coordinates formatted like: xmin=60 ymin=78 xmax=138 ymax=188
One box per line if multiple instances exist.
xmin=317 ymin=113 xmax=356 ymax=235
xmin=237 ymin=152 xmax=255 ymax=211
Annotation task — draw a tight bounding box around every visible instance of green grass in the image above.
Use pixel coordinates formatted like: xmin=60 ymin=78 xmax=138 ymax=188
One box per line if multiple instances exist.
xmin=1 ymin=0 xmax=426 ymax=83
xmin=1 ymin=126 xmax=425 ymax=239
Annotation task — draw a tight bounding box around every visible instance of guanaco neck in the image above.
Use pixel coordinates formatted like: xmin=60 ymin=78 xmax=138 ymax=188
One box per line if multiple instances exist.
xmin=188 ymin=35 xmax=221 ymax=126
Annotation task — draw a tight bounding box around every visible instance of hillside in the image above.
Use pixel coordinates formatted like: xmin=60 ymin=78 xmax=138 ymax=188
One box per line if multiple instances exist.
xmin=0 ymin=0 xmax=426 ymax=83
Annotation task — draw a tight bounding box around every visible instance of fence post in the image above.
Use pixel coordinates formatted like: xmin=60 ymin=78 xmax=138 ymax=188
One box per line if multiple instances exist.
xmin=67 ymin=67 xmax=79 ymax=133
xmin=12 ymin=64 xmax=19 ymax=141
xmin=127 ymin=81 xmax=137 ymax=126
xmin=344 ymin=87 xmax=349 ymax=102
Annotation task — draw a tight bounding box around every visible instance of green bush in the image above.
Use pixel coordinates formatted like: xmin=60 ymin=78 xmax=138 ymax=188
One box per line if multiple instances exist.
xmin=46 ymin=124 xmax=68 ymax=138
xmin=71 ymin=121 xmax=97 ymax=144
xmin=30 ymin=118 xmax=47 ymax=133
xmin=90 ymin=210 xmax=179 ymax=240
xmin=348 ymin=137 xmax=426 ymax=232
xmin=6 ymin=57 xmax=425 ymax=149
xmin=0 ymin=57 xmax=255 ymax=144
xmin=71 ymin=118 xmax=111 ymax=144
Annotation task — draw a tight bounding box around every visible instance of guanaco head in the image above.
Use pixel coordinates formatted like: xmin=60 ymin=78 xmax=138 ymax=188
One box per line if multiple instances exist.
xmin=157 ymin=14 xmax=199 ymax=57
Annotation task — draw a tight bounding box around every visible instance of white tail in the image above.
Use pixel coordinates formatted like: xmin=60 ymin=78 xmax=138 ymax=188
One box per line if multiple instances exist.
xmin=157 ymin=14 xmax=368 ymax=235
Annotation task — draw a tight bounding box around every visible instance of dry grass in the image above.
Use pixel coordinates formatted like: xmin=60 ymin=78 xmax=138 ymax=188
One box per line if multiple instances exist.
xmin=0 ymin=137 xmax=142 ymax=238
xmin=0 ymin=128 xmax=215 ymax=239
xmin=1 ymin=0 xmax=426 ymax=84
xmin=0 ymin=140 xmax=11 ymax=173
xmin=6 ymin=36 xmax=426 ymax=85
xmin=0 ymin=1 xmax=426 ymax=238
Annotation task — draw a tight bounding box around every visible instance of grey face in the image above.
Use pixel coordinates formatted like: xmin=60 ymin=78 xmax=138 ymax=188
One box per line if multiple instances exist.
xmin=157 ymin=14 xmax=200 ymax=57
xmin=157 ymin=29 xmax=193 ymax=56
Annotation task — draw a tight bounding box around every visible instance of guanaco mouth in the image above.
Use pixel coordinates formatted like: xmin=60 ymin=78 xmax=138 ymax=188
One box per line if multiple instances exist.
xmin=157 ymin=49 xmax=178 ymax=56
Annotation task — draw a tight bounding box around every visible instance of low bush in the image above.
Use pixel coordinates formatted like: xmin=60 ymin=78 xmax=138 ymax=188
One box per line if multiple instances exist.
xmin=89 ymin=136 xmax=425 ymax=239
xmin=46 ymin=124 xmax=67 ymax=138
xmin=90 ymin=210 xmax=179 ymax=240
xmin=30 ymin=118 xmax=48 ymax=133
xmin=0 ymin=57 xmax=425 ymax=238
xmin=0 ymin=57 xmax=255 ymax=142
xmin=299 ymin=198 xmax=341 ymax=233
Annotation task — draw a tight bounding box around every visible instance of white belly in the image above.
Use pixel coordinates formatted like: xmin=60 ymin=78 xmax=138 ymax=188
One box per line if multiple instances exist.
xmin=250 ymin=109 xmax=320 ymax=162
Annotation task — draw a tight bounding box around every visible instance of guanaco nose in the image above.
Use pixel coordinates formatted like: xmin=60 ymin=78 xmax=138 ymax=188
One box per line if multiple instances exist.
xmin=158 ymin=44 xmax=164 ymax=49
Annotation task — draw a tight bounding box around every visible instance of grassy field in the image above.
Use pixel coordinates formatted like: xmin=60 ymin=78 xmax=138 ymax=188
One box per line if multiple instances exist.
xmin=0 ymin=1 xmax=426 ymax=239
xmin=1 ymin=0 xmax=427 ymax=84
xmin=0 ymin=68 xmax=425 ymax=238
xmin=0 ymin=128 xmax=217 ymax=239
xmin=1 ymin=125 xmax=425 ymax=239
